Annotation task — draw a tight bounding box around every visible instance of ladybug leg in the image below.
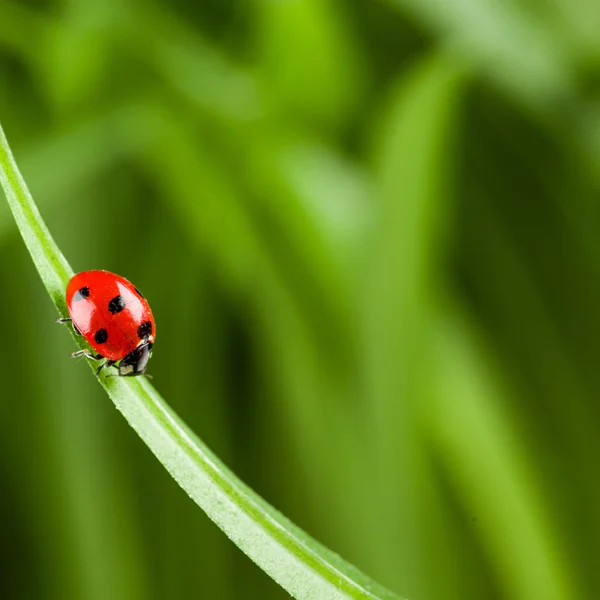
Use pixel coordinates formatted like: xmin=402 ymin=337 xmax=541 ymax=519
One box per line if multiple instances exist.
xmin=56 ymin=318 xmax=81 ymax=336
xmin=70 ymin=349 xmax=104 ymax=360
xmin=96 ymin=360 xmax=116 ymax=376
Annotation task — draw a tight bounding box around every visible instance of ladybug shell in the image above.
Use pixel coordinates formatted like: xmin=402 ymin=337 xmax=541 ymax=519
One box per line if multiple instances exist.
xmin=66 ymin=270 xmax=155 ymax=362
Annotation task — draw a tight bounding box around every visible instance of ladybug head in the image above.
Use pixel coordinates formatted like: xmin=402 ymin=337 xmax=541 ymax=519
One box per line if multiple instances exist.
xmin=118 ymin=341 xmax=153 ymax=377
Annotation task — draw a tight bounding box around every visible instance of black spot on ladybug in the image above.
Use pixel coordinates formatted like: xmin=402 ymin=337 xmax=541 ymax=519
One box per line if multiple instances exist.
xmin=94 ymin=328 xmax=108 ymax=344
xmin=134 ymin=287 xmax=145 ymax=299
xmin=137 ymin=321 xmax=152 ymax=340
xmin=108 ymin=295 xmax=126 ymax=314
xmin=73 ymin=287 xmax=90 ymax=302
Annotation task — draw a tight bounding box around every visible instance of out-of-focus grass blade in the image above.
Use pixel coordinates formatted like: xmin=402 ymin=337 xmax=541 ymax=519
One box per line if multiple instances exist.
xmin=392 ymin=0 xmax=600 ymax=258
xmin=0 ymin=0 xmax=50 ymax=62
xmin=390 ymin=0 xmax=574 ymax=106
xmin=0 ymin=104 xmax=156 ymax=247
xmin=255 ymin=0 xmax=366 ymax=130
xmin=462 ymin=192 xmax=600 ymax=591
xmin=137 ymin=111 xmax=358 ymax=535
xmin=0 ymin=122 xmax=404 ymax=600
xmin=426 ymin=306 xmax=581 ymax=600
xmin=142 ymin=5 xmax=262 ymax=123
xmin=276 ymin=141 xmax=370 ymax=262
xmin=143 ymin=9 xmax=363 ymax=353
xmin=367 ymin=51 xmax=468 ymax=468
xmin=554 ymin=0 xmax=600 ymax=55
xmin=363 ymin=52 xmax=468 ymax=594
xmin=43 ymin=1 xmax=122 ymax=110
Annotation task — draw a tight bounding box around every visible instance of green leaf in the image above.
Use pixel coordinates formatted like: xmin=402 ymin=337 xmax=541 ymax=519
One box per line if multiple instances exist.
xmin=256 ymin=0 xmax=366 ymax=129
xmin=362 ymin=52 xmax=468 ymax=595
xmin=390 ymin=0 xmax=574 ymax=106
xmin=426 ymin=306 xmax=581 ymax=600
xmin=0 ymin=122 xmax=403 ymax=600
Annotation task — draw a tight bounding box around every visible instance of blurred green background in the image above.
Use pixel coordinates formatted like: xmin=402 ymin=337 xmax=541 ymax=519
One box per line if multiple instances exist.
xmin=2 ymin=0 xmax=600 ymax=599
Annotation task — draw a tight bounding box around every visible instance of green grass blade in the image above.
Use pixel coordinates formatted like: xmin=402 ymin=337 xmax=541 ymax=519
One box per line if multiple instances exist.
xmin=0 ymin=122 xmax=403 ymax=600
xmin=390 ymin=0 xmax=574 ymax=105
xmin=426 ymin=307 xmax=580 ymax=600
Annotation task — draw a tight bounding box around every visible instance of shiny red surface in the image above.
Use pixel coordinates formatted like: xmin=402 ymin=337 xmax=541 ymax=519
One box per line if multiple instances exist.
xmin=66 ymin=270 xmax=155 ymax=361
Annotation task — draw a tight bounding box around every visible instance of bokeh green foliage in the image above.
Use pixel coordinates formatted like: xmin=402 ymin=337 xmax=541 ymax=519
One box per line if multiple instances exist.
xmin=1 ymin=0 xmax=599 ymax=599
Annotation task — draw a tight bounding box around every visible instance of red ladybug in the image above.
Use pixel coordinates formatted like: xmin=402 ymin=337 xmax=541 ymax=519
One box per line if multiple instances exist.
xmin=57 ymin=270 xmax=155 ymax=377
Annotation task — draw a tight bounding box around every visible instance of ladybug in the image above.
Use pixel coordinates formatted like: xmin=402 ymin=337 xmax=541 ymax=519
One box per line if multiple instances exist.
xmin=57 ymin=270 xmax=155 ymax=377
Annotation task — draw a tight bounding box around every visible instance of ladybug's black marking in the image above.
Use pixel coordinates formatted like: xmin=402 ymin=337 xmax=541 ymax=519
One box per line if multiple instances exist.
xmin=108 ymin=295 xmax=126 ymax=314
xmin=137 ymin=321 xmax=152 ymax=340
xmin=134 ymin=287 xmax=145 ymax=299
xmin=73 ymin=286 xmax=90 ymax=302
xmin=94 ymin=328 xmax=108 ymax=344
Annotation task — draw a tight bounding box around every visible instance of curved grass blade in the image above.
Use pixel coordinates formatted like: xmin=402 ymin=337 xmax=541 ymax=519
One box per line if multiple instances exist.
xmin=0 ymin=122 xmax=403 ymax=600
